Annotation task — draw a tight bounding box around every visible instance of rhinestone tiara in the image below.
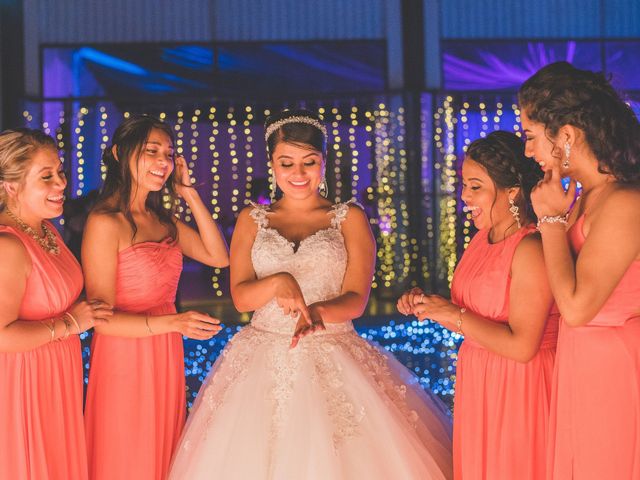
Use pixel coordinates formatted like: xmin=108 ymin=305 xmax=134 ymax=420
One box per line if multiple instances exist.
xmin=264 ymin=116 xmax=328 ymax=143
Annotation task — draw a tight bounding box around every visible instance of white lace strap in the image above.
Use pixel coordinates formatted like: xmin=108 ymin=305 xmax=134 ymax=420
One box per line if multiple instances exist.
xmin=248 ymin=201 xmax=270 ymax=229
xmin=330 ymin=199 xmax=361 ymax=230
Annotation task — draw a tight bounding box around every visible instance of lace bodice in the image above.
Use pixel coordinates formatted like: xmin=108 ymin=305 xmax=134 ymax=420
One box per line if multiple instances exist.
xmin=249 ymin=202 xmax=354 ymax=335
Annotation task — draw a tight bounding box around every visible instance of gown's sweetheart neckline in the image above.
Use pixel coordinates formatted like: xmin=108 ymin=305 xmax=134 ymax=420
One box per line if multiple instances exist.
xmin=259 ymin=226 xmax=342 ymax=254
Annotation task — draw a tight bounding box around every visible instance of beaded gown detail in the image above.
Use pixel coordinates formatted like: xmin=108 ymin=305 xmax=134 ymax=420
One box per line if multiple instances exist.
xmin=169 ymin=203 xmax=453 ymax=480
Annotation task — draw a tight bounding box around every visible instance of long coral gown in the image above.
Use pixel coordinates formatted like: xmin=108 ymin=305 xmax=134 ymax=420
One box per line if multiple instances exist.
xmin=547 ymin=214 xmax=640 ymax=479
xmin=84 ymin=237 xmax=185 ymax=480
xmin=0 ymin=222 xmax=87 ymax=479
xmin=168 ymin=203 xmax=453 ymax=480
xmin=450 ymin=226 xmax=558 ymax=480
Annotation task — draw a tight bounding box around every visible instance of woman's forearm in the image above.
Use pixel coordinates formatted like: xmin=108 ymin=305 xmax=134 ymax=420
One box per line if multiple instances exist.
xmin=182 ymin=188 xmax=229 ymax=267
xmin=313 ymin=292 xmax=368 ymax=324
xmin=538 ymin=224 xmax=586 ymax=325
xmin=456 ymin=310 xmax=545 ymax=363
xmin=231 ymin=274 xmax=283 ymax=313
xmin=92 ymin=311 xmax=175 ymax=338
xmin=0 ymin=316 xmax=76 ymax=353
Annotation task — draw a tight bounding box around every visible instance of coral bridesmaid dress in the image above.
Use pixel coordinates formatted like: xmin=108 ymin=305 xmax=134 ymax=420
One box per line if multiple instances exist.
xmin=84 ymin=238 xmax=185 ymax=480
xmin=450 ymin=226 xmax=558 ymax=480
xmin=0 ymin=223 xmax=87 ymax=479
xmin=547 ymin=214 xmax=640 ymax=479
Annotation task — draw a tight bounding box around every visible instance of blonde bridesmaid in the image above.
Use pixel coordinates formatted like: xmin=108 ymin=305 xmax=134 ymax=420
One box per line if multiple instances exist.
xmin=0 ymin=129 xmax=111 ymax=479
xmin=521 ymin=61 xmax=640 ymax=479
xmin=398 ymin=131 xmax=558 ymax=479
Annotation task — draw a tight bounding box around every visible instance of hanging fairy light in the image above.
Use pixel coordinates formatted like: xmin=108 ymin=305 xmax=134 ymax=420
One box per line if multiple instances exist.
xmin=434 ymin=96 xmax=458 ymax=287
xmin=73 ymin=106 xmax=89 ymax=197
xmin=373 ymin=101 xmax=400 ymax=291
xmin=263 ymin=108 xmax=274 ymax=199
xmin=494 ymin=101 xmax=503 ymax=131
xmin=99 ymin=105 xmax=109 ymax=181
xmin=349 ymin=106 xmax=360 ymax=199
xmin=55 ymin=109 xmax=66 ymax=153
xmin=457 ymin=100 xmax=473 ymax=250
xmin=174 ymin=110 xmax=185 ymax=217
xmin=22 ymin=110 xmax=33 ymax=127
xmin=512 ymin=103 xmax=522 ymax=137
xmin=206 ymin=106 xmax=223 ymax=298
xmin=243 ymin=105 xmax=254 ymax=205
xmin=393 ymin=105 xmax=413 ymax=285
xmin=227 ymin=106 xmax=240 ymax=215
xmin=331 ymin=106 xmax=342 ymax=201
xmin=418 ymin=98 xmax=433 ymax=287
xmin=183 ymin=108 xmax=200 ymax=223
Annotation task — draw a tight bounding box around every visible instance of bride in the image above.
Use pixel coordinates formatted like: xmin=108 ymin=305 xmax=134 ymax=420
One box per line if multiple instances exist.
xmin=169 ymin=110 xmax=453 ymax=479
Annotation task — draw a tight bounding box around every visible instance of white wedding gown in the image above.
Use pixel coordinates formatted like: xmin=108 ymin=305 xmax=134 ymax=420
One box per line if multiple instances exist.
xmin=169 ymin=202 xmax=453 ymax=480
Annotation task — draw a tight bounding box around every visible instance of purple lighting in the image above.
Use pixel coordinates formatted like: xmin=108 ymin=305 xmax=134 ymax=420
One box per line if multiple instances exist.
xmin=442 ymin=41 xmax=598 ymax=91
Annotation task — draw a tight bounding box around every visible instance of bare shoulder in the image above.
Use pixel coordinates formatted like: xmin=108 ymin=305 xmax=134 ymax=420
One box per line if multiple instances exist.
xmin=232 ymin=205 xmax=260 ymax=240
xmin=589 ymin=185 xmax=640 ymax=234
xmin=341 ymin=202 xmax=369 ymax=227
xmin=86 ymin=210 xmax=124 ymax=232
xmin=0 ymin=231 xmax=29 ymax=258
xmin=0 ymin=232 xmax=30 ymax=273
xmin=513 ymin=231 xmax=544 ymax=269
xmin=237 ymin=205 xmax=260 ymax=228
xmin=518 ymin=231 xmax=543 ymax=251
xmin=340 ymin=202 xmax=373 ymax=243
xmin=602 ymin=185 xmax=640 ymax=213
xmin=83 ymin=211 xmax=126 ymax=248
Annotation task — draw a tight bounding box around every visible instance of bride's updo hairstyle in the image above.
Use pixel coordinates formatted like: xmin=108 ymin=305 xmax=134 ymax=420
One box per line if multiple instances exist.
xmin=264 ymin=109 xmax=327 ymax=160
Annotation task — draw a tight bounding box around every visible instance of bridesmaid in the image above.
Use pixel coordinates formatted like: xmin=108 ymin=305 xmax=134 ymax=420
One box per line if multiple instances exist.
xmin=398 ymin=131 xmax=557 ymax=479
xmin=520 ymin=62 xmax=640 ymax=479
xmin=0 ymin=129 xmax=111 ymax=479
xmin=82 ymin=115 xmax=229 ymax=480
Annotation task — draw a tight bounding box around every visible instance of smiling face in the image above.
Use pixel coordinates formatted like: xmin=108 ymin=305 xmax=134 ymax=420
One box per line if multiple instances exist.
xmin=271 ymin=141 xmax=324 ymax=200
xmin=128 ymin=128 xmax=175 ymax=192
xmin=461 ymin=157 xmax=515 ymax=232
xmin=9 ymin=147 xmax=67 ymax=223
xmin=521 ymin=109 xmax=564 ymax=173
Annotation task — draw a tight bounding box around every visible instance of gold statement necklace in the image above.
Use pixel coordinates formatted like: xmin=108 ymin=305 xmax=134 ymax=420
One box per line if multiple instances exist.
xmin=5 ymin=209 xmax=60 ymax=255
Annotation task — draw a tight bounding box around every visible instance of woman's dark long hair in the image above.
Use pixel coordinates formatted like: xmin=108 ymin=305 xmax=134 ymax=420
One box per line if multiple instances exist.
xmin=94 ymin=115 xmax=178 ymax=240
xmin=466 ymin=130 xmax=543 ymax=224
xmin=519 ymin=61 xmax=640 ymax=184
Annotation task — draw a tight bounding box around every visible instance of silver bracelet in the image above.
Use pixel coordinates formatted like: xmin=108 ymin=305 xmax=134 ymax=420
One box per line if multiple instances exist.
xmin=536 ymin=214 xmax=568 ymax=231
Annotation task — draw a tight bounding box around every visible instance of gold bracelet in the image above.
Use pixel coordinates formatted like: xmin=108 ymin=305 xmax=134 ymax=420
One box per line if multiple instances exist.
xmin=456 ymin=307 xmax=466 ymax=335
xmin=145 ymin=315 xmax=154 ymax=335
xmin=59 ymin=315 xmax=71 ymax=341
xmin=41 ymin=319 xmax=55 ymax=342
xmin=64 ymin=312 xmax=81 ymax=334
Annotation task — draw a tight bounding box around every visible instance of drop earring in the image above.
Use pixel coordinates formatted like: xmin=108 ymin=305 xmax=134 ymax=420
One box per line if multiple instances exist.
xmin=509 ymin=198 xmax=521 ymax=228
xmin=563 ymin=142 xmax=571 ymax=169
xmin=318 ymin=176 xmax=328 ymax=198
xmin=270 ymin=171 xmax=278 ymax=201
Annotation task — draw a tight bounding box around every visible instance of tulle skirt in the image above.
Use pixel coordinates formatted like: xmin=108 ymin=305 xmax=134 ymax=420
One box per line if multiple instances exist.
xmin=169 ymin=323 xmax=453 ymax=480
